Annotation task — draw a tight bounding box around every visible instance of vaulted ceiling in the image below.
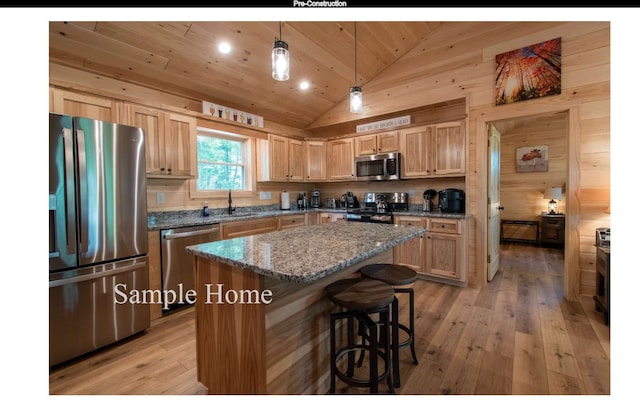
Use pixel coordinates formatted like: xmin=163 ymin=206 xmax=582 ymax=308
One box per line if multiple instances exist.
xmin=49 ymin=21 xmax=443 ymax=130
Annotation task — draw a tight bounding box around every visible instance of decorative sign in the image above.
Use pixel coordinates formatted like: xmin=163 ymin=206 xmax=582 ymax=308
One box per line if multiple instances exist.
xmin=202 ymin=101 xmax=264 ymax=128
xmin=356 ymin=115 xmax=411 ymax=133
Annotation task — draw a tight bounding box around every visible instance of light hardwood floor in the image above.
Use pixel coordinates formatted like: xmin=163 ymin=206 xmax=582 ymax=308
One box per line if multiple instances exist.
xmin=49 ymin=244 xmax=610 ymax=395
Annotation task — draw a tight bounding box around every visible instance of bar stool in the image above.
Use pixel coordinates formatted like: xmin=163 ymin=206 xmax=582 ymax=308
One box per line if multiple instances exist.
xmin=359 ymin=263 xmax=419 ymax=388
xmin=326 ymin=278 xmax=395 ymax=394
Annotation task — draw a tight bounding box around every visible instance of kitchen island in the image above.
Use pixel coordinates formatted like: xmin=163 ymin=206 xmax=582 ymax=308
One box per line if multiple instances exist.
xmin=186 ymin=222 xmax=426 ymax=394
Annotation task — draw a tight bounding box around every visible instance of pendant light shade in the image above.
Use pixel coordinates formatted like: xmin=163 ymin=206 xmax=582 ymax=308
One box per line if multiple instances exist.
xmin=272 ymin=23 xmax=289 ymax=81
xmin=350 ymin=22 xmax=362 ymax=113
xmin=350 ymin=86 xmax=363 ymax=113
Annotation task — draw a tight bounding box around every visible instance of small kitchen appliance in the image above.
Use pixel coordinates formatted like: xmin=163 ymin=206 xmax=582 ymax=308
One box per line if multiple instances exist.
xmin=438 ymin=188 xmax=465 ymax=213
xmin=297 ymin=192 xmax=308 ymax=209
xmin=346 ymin=192 xmax=409 ymax=224
xmin=311 ymin=190 xmax=321 ymax=208
xmin=422 ymin=189 xmax=437 ymax=212
xmin=345 ymin=192 xmax=360 ymax=209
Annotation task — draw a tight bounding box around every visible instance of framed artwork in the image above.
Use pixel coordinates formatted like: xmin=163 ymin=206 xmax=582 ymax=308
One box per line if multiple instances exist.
xmin=516 ymin=145 xmax=549 ymax=173
xmin=495 ymin=37 xmax=561 ymax=105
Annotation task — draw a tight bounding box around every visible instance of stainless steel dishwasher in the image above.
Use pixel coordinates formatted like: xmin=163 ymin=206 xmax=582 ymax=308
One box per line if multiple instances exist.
xmin=160 ymin=224 xmax=220 ymax=312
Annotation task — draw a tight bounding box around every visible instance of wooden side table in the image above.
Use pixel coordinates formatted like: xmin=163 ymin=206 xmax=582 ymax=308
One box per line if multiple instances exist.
xmin=593 ymin=246 xmax=610 ymax=326
xmin=540 ymin=214 xmax=565 ymax=248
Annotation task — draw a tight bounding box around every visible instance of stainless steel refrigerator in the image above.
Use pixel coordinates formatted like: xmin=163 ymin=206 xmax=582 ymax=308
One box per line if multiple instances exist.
xmin=49 ymin=113 xmax=150 ymax=367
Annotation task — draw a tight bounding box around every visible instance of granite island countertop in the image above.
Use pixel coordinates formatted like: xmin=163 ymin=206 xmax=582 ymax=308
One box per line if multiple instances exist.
xmin=185 ymin=222 xmax=426 ymax=284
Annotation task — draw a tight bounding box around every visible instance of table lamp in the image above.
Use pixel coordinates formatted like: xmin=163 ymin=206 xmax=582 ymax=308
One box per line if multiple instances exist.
xmin=544 ymin=187 xmax=563 ymax=214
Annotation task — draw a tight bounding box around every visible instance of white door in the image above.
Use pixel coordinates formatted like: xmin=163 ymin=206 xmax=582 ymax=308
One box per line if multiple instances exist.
xmin=487 ymin=125 xmax=501 ymax=281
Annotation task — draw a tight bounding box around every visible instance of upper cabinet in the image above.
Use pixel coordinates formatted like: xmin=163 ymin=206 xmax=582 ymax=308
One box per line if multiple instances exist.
xmin=433 ymin=121 xmax=465 ymax=176
xmin=355 ymin=131 xmax=399 ymax=156
xmin=50 ymin=88 xmax=119 ymax=122
xmin=305 ymin=141 xmax=327 ymax=181
xmin=327 ymin=138 xmax=355 ymax=181
xmin=400 ymin=120 xmax=465 ymax=178
xmin=258 ymin=134 xmax=305 ymax=182
xmin=125 ymin=104 xmax=196 ymax=179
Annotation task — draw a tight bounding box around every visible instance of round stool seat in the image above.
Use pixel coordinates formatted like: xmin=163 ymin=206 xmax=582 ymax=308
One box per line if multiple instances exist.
xmin=359 ymin=263 xmax=417 ymax=286
xmin=326 ymin=278 xmax=395 ymax=311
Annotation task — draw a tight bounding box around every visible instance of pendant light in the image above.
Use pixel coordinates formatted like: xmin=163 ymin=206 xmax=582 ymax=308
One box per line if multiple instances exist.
xmin=349 ymin=21 xmax=363 ymax=113
xmin=272 ymin=22 xmax=289 ymax=81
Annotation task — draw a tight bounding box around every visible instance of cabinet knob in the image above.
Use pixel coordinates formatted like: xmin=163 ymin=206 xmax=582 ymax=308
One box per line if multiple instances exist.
xmin=498 ymin=206 xmax=504 ymax=210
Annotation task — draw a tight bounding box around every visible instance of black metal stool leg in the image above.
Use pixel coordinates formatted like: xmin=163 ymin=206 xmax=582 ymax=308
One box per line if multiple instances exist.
xmin=408 ymin=288 xmax=418 ymax=365
xmin=391 ymin=296 xmax=401 ymax=387
xmin=330 ymin=313 xmax=337 ymax=394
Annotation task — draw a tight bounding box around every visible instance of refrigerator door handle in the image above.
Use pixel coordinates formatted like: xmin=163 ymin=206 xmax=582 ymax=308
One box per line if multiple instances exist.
xmin=76 ymin=128 xmax=89 ymax=253
xmin=62 ymin=128 xmax=77 ymax=255
xmin=49 ymin=258 xmax=148 ymax=288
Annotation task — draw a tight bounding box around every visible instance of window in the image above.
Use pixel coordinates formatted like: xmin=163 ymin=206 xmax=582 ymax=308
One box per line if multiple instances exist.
xmin=191 ymin=127 xmax=253 ymax=196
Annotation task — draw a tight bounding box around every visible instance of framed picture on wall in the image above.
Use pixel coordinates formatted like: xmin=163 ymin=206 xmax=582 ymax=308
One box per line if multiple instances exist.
xmin=495 ymin=37 xmax=561 ymax=105
xmin=516 ymin=145 xmax=549 ymax=173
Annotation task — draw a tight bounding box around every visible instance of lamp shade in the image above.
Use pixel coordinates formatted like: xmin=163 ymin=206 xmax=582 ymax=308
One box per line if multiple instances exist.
xmin=272 ymin=40 xmax=289 ymax=81
xmin=544 ymin=187 xmax=563 ymax=200
xmin=349 ymin=86 xmax=362 ymax=113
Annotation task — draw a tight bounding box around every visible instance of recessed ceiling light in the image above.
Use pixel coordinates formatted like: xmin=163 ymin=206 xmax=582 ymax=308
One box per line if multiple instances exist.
xmin=299 ymin=81 xmax=310 ymax=90
xmin=218 ymin=42 xmax=231 ymax=54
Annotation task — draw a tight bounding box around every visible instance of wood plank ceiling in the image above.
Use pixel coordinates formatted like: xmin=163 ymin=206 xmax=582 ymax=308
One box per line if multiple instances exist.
xmin=49 ymin=21 xmax=442 ymax=129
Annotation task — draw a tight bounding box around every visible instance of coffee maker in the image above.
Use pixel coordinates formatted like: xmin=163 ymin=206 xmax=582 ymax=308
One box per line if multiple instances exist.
xmin=310 ymin=190 xmax=321 ymax=208
xmin=423 ymin=189 xmax=437 ymax=212
xmin=297 ymin=192 xmax=308 ymax=209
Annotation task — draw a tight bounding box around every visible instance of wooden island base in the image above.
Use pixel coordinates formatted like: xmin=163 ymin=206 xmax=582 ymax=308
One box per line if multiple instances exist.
xmin=194 ymin=250 xmax=393 ymax=395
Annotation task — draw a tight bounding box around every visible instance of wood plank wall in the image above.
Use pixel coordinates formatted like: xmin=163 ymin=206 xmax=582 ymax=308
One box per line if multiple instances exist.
xmin=49 ymin=21 xmax=611 ymax=298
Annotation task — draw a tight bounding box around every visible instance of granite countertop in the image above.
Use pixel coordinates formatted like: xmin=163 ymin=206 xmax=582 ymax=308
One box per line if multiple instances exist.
xmin=185 ymin=222 xmax=427 ymax=284
xmin=148 ymin=207 xmax=468 ymax=230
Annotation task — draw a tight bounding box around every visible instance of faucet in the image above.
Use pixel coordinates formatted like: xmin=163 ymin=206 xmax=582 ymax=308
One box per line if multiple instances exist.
xmin=227 ymin=189 xmax=236 ymax=215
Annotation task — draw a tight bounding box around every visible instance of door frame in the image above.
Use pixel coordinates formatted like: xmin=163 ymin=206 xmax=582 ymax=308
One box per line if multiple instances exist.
xmin=476 ymin=106 xmax=580 ymax=301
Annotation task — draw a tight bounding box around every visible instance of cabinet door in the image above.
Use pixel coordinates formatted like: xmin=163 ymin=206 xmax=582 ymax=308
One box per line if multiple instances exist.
xmin=356 ymin=134 xmax=378 ymax=156
xmin=287 ymin=138 xmax=305 ymax=181
xmin=425 ymin=232 xmax=464 ymax=280
xmin=164 ymin=113 xmax=196 ymax=177
xmin=51 ymin=88 xmax=118 ymax=122
xmin=127 ymin=105 xmax=165 ymax=175
xmin=269 ymin=135 xmax=289 ymax=181
xmin=400 ymin=126 xmax=432 ymax=178
xmin=327 ymin=138 xmax=355 ymax=180
xmin=305 ymin=141 xmax=327 ymax=181
xmin=433 ymin=121 xmax=465 ymax=175
xmin=377 ymin=131 xmax=399 ymax=153
xmin=393 ymin=216 xmax=426 ymax=272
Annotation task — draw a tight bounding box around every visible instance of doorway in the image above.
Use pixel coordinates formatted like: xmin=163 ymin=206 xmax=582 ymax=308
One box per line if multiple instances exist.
xmin=485 ymin=111 xmax=569 ymax=284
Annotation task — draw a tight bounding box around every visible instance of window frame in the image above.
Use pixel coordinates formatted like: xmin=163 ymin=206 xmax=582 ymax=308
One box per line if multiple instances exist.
xmin=189 ymin=126 xmax=256 ymax=200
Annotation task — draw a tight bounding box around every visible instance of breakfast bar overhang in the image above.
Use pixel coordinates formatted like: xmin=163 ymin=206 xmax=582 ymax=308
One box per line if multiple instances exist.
xmin=186 ymin=222 xmax=426 ymax=395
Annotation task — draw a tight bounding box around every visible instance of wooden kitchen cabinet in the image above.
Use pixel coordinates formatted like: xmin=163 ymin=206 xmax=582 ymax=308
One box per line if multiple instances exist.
xmin=277 ymin=214 xmax=307 ymax=230
xmin=126 ymin=104 xmax=196 ymax=179
xmin=304 ymin=140 xmax=327 ymax=181
xmin=258 ymin=135 xmax=305 ymax=182
xmin=50 ymin=87 xmax=119 ymax=122
xmin=393 ymin=215 xmax=467 ymax=285
xmin=327 ymin=138 xmax=355 ymax=181
xmin=318 ymin=212 xmax=348 ymax=224
xmin=355 ymin=131 xmax=399 ymax=156
xmin=424 ymin=218 xmax=466 ymax=284
xmin=393 ymin=216 xmax=426 ymax=273
xmin=220 ymin=217 xmax=278 ymax=239
xmin=400 ymin=121 xmax=466 ymax=178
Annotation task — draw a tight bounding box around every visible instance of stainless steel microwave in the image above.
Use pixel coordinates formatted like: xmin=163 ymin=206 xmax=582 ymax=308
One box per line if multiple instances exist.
xmin=354 ymin=152 xmax=401 ymax=181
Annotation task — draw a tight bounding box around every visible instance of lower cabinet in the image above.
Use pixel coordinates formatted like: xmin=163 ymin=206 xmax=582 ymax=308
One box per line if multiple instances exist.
xmin=277 ymin=214 xmax=307 ymax=230
xmin=394 ymin=216 xmax=467 ymax=285
xmin=220 ymin=217 xmax=278 ymax=239
xmin=318 ymin=212 xmax=348 ymax=224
